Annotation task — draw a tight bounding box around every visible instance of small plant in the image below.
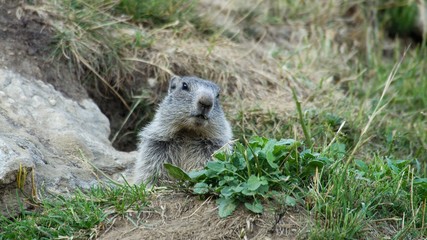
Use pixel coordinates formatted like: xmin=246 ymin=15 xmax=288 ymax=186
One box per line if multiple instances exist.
xmin=165 ymin=136 xmax=333 ymax=217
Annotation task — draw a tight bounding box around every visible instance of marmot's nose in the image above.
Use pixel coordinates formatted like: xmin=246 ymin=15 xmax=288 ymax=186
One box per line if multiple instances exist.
xmin=198 ymin=95 xmax=213 ymax=111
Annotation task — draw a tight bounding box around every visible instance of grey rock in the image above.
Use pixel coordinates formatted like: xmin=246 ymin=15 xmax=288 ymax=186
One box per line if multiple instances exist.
xmin=0 ymin=69 xmax=136 ymax=215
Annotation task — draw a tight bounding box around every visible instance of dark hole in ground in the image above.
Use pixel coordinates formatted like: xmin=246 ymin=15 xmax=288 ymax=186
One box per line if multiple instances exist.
xmin=0 ymin=0 xmax=162 ymax=153
xmin=84 ymin=80 xmax=158 ymax=152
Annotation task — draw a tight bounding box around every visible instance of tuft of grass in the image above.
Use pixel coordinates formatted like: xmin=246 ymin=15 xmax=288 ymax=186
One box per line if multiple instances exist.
xmin=378 ymin=0 xmax=421 ymax=38
xmin=49 ymin=0 xmax=153 ymax=109
xmin=350 ymin=44 xmax=427 ymax=162
xmin=0 ymin=181 xmax=149 ymax=239
xmin=306 ymin=153 xmax=427 ymax=239
xmin=116 ymin=0 xmax=196 ymax=26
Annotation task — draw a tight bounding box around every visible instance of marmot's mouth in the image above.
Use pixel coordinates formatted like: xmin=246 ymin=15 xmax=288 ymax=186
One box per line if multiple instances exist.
xmin=194 ymin=114 xmax=209 ymax=120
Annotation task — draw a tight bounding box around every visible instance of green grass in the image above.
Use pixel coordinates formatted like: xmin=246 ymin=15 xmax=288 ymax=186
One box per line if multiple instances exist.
xmin=378 ymin=0 xmax=421 ymax=37
xmin=358 ymin=44 xmax=427 ymax=162
xmin=116 ymin=0 xmax=196 ymax=26
xmin=306 ymin=153 xmax=426 ymax=239
xmin=0 ymin=182 xmax=149 ymax=239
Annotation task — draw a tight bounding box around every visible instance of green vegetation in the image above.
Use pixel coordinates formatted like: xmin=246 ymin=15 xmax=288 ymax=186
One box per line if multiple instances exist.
xmin=166 ymin=138 xmax=426 ymax=238
xmin=166 ymin=137 xmax=332 ymax=217
xmin=116 ymin=0 xmax=196 ymax=25
xmin=378 ymin=0 xmax=421 ymax=38
xmin=0 ymin=182 xmax=148 ymax=239
xmin=307 ymin=154 xmax=426 ymax=239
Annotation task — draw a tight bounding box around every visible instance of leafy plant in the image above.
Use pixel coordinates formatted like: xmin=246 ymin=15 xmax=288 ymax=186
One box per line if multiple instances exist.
xmin=165 ymin=136 xmax=333 ymax=217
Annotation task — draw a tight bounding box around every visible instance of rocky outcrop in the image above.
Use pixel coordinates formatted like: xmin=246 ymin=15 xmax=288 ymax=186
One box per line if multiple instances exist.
xmin=0 ymin=69 xmax=136 ymax=215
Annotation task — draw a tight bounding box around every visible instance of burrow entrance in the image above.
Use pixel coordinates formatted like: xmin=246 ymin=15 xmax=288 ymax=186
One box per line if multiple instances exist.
xmin=0 ymin=0 xmax=160 ymax=152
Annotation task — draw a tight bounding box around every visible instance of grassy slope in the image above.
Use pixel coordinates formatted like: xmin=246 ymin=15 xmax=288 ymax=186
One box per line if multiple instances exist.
xmin=1 ymin=0 xmax=426 ymax=239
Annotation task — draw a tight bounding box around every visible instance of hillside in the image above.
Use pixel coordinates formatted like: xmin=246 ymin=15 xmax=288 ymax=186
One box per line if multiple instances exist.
xmin=0 ymin=0 xmax=426 ymax=239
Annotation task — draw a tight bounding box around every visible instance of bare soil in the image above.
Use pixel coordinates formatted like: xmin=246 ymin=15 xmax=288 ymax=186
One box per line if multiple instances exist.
xmin=99 ymin=191 xmax=305 ymax=240
xmin=0 ymin=0 xmax=87 ymax=100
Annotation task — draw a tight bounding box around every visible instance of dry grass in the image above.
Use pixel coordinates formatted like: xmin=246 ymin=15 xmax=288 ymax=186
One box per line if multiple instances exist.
xmin=33 ymin=0 xmax=361 ymax=106
xmin=22 ymin=1 xmax=368 ymax=148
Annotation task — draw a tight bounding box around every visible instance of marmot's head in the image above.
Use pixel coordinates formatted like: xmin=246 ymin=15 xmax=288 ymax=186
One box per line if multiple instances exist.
xmin=159 ymin=76 xmax=229 ymax=136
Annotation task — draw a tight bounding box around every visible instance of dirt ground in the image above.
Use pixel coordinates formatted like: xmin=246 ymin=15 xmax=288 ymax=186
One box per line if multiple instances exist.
xmin=98 ymin=191 xmax=305 ymax=240
xmin=0 ymin=1 xmax=308 ymax=239
xmin=0 ymin=0 xmax=87 ymax=100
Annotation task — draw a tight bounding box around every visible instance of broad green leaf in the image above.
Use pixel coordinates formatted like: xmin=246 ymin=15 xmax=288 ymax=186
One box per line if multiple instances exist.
xmin=219 ymin=176 xmax=237 ymax=186
xmin=225 ymin=163 xmax=238 ymax=172
xmin=249 ymin=136 xmax=267 ymax=147
xmin=164 ymin=163 xmax=190 ymax=181
xmin=302 ymin=160 xmax=325 ymax=177
xmin=232 ymin=185 xmax=244 ymax=193
xmin=355 ymin=160 xmax=368 ymax=171
xmin=301 ymin=150 xmax=315 ymax=160
xmin=259 ymin=176 xmax=269 ymax=185
xmin=263 ymin=138 xmax=276 ymax=153
xmin=268 ymin=175 xmax=290 ymax=184
xmin=213 ymin=151 xmax=227 ymax=161
xmin=274 ymin=139 xmax=299 ymax=154
xmin=387 ymin=158 xmax=411 ymax=174
xmin=235 ymin=142 xmax=246 ymax=155
xmin=230 ymin=155 xmax=246 ymax=170
xmin=217 ymin=197 xmax=237 ymax=218
xmin=188 ymin=169 xmax=207 ymax=180
xmin=261 ymin=138 xmax=278 ymax=168
xmin=329 ymin=143 xmax=346 ymax=159
xmin=242 ymin=180 xmax=268 ymax=196
xmin=284 ymin=195 xmax=297 ymax=206
xmin=277 ymin=138 xmax=299 ymax=146
xmin=221 ymin=186 xmax=234 ymax=197
xmin=207 ymin=161 xmax=226 ymax=173
xmin=414 ymin=178 xmax=427 ymax=199
xmin=244 ymin=201 xmax=263 ymax=214
xmin=266 ymin=150 xmax=278 ymax=168
xmin=241 ymin=182 xmax=256 ymax=196
xmin=242 ymin=189 xmax=256 ymax=196
xmin=414 ymin=178 xmax=427 ymax=185
xmin=316 ymin=156 xmax=332 ymax=165
xmin=257 ymin=151 xmax=267 ymax=163
xmin=193 ymin=182 xmax=209 ymax=194
xmin=257 ymin=184 xmax=269 ymax=195
xmin=246 ymin=175 xmax=262 ymax=191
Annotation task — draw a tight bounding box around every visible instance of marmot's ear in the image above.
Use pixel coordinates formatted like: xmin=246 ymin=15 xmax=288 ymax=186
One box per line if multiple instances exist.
xmin=168 ymin=76 xmax=181 ymax=94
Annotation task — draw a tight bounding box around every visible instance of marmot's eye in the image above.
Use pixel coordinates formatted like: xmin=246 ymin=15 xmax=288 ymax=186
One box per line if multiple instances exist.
xmin=182 ymin=82 xmax=189 ymax=91
xmin=170 ymin=84 xmax=176 ymax=90
xmin=216 ymin=93 xmax=220 ymax=98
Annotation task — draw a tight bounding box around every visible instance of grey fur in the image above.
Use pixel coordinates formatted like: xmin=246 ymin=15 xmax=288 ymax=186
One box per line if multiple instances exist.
xmin=133 ymin=76 xmax=233 ymax=184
